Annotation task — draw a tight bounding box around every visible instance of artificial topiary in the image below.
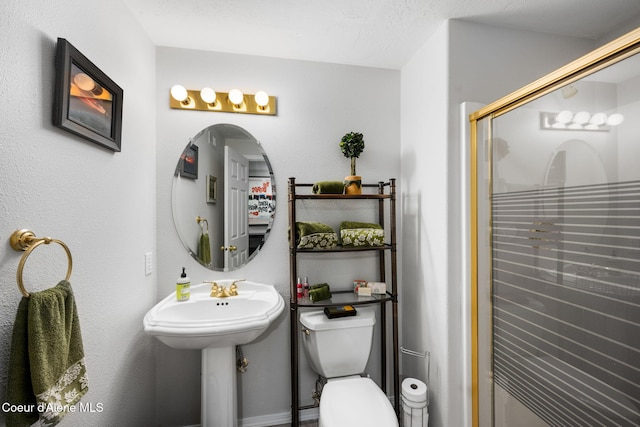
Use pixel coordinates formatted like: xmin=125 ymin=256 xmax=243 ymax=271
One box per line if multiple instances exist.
xmin=339 ymin=132 xmax=365 ymax=176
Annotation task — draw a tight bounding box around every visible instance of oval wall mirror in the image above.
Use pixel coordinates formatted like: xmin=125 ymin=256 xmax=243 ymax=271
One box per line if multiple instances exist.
xmin=172 ymin=124 xmax=276 ymax=271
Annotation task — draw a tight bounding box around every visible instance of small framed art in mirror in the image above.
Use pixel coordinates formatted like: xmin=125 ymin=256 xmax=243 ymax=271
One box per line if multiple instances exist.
xmin=53 ymin=38 xmax=123 ymax=152
xmin=206 ymin=175 xmax=217 ymax=203
xmin=180 ymin=144 xmax=198 ymax=179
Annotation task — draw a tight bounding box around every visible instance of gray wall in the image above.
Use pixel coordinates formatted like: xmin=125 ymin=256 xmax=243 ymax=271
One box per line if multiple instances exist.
xmin=155 ymin=47 xmax=401 ymax=424
xmin=0 ymin=1 xmax=157 ymax=425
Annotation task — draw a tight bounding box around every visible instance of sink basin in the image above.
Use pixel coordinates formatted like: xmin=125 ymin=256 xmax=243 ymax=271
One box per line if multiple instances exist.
xmin=143 ymin=280 xmax=285 ymax=349
xmin=144 ymin=280 xmax=285 ymax=426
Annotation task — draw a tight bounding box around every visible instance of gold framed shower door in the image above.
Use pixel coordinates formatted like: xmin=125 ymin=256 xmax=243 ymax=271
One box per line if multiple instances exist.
xmin=470 ymin=27 xmax=640 ymax=427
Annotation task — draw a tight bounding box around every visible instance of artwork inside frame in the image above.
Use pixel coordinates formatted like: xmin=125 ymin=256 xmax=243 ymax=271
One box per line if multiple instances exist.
xmin=53 ymin=38 xmax=124 ymax=152
xmin=179 ymin=144 xmax=198 ymax=179
xmin=206 ymin=175 xmax=217 ymax=203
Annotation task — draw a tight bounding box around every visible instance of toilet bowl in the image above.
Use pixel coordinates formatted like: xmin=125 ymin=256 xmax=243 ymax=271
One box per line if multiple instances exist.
xmin=319 ymin=376 xmax=399 ymax=427
xmin=300 ymin=308 xmax=399 ymax=427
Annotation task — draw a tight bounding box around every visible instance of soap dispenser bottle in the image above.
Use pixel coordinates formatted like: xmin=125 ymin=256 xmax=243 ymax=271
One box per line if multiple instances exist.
xmin=176 ymin=267 xmax=190 ymax=301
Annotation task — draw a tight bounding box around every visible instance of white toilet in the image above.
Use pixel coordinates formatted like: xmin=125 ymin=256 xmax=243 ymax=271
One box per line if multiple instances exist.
xmin=300 ymin=308 xmax=399 ymax=427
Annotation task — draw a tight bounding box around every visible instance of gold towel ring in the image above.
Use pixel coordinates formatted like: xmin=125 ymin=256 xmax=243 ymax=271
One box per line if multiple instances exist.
xmin=10 ymin=229 xmax=73 ymax=298
xmin=196 ymin=216 xmax=209 ymax=233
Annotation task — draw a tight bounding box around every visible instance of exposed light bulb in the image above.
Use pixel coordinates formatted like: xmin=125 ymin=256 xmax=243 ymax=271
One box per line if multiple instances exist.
xmin=200 ymin=87 xmax=217 ymax=104
xmin=228 ymin=89 xmax=244 ymax=106
xmin=254 ymin=91 xmax=269 ymax=107
xmin=170 ymin=85 xmax=189 ymax=102
xmin=589 ymin=112 xmax=607 ymax=126
xmin=555 ymin=110 xmax=573 ymax=124
xmin=573 ymin=111 xmax=591 ymax=125
xmin=607 ymin=113 xmax=624 ymax=126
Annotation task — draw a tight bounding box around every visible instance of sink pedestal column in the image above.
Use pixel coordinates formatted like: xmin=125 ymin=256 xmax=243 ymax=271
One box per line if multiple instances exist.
xmin=202 ymin=346 xmax=237 ymax=427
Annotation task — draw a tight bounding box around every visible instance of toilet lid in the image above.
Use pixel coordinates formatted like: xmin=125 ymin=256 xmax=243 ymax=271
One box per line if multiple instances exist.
xmin=320 ymin=377 xmax=398 ymax=427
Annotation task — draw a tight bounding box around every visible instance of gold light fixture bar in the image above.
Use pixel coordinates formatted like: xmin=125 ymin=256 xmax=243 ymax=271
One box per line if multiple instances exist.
xmin=169 ymin=88 xmax=277 ymax=116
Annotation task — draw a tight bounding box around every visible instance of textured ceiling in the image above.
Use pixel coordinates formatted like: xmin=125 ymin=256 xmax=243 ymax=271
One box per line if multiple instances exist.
xmin=122 ymin=0 xmax=640 ymax=69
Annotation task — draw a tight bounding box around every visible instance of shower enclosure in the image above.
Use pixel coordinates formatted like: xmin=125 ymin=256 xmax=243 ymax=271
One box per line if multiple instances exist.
xmin=470 ymin=28 xmax=640 ymax=426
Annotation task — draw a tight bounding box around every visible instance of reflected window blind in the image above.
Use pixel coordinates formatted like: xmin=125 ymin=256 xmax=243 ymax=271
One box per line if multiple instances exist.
xmin=492 ymin=180 xmax=640 ymax=427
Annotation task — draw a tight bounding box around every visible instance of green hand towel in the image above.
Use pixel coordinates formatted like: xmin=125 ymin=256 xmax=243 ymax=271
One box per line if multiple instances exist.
xmin=198 ymin=232 xmax=212 ymax=266
xmin=312 ymin=181 xmax=345 ymax=194
xmin=6 ymin=280 xmax=88 ymax=427
xmin=309 ymin=284 xmax=332 ymax=302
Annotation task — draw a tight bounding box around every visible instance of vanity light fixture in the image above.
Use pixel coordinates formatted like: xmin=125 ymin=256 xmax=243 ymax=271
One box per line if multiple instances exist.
xmin=169 ymin=85 xmax=276 ymax=115
xmin=540 ymin=110 xmax=624 ymax=132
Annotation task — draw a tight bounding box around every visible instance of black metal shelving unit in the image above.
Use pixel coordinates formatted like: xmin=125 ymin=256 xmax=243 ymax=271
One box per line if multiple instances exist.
xmin=288 ymin=177 xmax=399 ymax=426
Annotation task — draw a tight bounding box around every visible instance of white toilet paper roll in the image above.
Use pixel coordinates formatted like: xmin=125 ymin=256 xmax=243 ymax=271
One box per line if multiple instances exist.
xmin=402 ymin=377 xmax=428 ymax=403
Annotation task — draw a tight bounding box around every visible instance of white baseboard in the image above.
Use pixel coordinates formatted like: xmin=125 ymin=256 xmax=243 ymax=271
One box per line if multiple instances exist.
xmin=238 ymin=396 xmax=395 ymax=426
xmin=184 ymin=396 xmax=395 ymax=426
xmin=239 ymin=408 xmax=319 ymax=426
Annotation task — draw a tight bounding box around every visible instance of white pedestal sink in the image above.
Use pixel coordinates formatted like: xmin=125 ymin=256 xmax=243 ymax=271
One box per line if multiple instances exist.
xmin=143 ymin=280 xmax=285 ymax=426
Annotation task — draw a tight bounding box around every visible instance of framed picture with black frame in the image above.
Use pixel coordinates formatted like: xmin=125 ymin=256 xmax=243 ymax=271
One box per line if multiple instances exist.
xmin=180 ymin=144 xmax=199 ymax=179
xmin=53 ymin=38 xmax=124 ymax=152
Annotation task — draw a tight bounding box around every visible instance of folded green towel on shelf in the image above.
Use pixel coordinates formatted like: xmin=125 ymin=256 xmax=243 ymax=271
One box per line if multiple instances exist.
xmin=312 ymin=181 xmax=345 ymax=194
xmin=293 ymin=222 xmax=338 ymax=249
xmin=339 ymin=221 xmax=384 ymax=247
xmin=339 ymin=221 xmax=383 ymax=230
xmin=309 ymin=283 xmax=332 ymax=302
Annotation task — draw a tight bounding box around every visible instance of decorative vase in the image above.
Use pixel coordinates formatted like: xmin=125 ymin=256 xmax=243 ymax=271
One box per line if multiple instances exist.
xmin=344 ymin=175 xmax=362 ymax=195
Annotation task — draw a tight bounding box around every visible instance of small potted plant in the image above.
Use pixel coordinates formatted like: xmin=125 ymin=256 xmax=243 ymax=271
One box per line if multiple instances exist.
xmin=339 ymin=131 xmax=365 ymax=194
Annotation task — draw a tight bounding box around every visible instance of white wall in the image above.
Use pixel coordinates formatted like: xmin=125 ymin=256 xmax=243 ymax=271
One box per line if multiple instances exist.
xmin=400 ymin=19 xmax=594 ymax=427
xmin=399 ymin=18 xmax=450 ymax=425
xmin=0 ymin=1 xmax=157 ymax=425
xmin=155 ymin=47 xmax=400 ymax=424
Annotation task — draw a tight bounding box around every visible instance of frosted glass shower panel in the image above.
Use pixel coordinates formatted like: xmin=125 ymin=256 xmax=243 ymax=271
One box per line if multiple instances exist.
xmin=490 ymin=58 xmax=640 ymax=426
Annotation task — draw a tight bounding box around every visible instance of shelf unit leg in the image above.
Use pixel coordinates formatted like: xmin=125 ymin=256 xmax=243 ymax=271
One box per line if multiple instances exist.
xmin=290 ymin=304 xmax=299 ymax=426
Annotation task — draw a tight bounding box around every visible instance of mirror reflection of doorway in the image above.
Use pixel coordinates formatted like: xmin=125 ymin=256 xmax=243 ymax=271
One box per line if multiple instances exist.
xmin=223 ymin=145 xmax=249 ymax=269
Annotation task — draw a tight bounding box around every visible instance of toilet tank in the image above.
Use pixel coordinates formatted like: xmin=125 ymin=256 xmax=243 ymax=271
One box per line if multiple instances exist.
xmin=300 ymin=308 xmax=375 ymax=378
